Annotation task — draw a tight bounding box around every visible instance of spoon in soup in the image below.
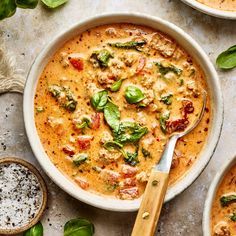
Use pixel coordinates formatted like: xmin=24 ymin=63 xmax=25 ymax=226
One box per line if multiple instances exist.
xmin=132 ymin=92 xmax=207 ymax=236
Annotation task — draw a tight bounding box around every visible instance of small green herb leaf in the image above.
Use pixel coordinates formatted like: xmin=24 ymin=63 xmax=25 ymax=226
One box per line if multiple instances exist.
xmin=125 ymin=86 xmax=145 ymax=104
xmin=36 ymin=106 xmax=44 ymax=113
xmin=90 ymin=90 xmax=108 ymax=111
xmin=155 ymin=61 xmax=182 ymax=76
xmin=104 ymin=141 xmax=123 ymax=151
xmin=216 ymin=45 xmax=236 ymax=70
xmin=160 ymin=94 xmax=173 ymax=105
xmin=160 ymin=111 xmax=170 ymax=134
xmin=104 ymin=102 xmax=120 ymax=131
xmin=142 ymin=147 xmax=151 ymax=158
xmin=64 ymin=218 xmax=95 ymax=236
xmin=41 ymin=0 xmax=68 ymax=8
xmin=90 ymin=49 xmax=113 ymax=68
xmin=110 ymin=79 xmax=124 ymax=92
xmin=23 ymin=222 xmax=43 ymax=236
xmin=0 ymin=0 xmax=17 ymax=20
xmin=114 ymin=122 xmax=148 ymax=144
xmin=230 ymin=213 xmax=236 ymax=222
xmin=108 ymin=40 xmax=146 ymax=51
xmin=220 ymin=194 xmax=236 ymax=207
xmin=124 ymin=151 xmax=139 ymax=166
xmin=73 ymin=153 xmax=88 ymax=166
xmin=16 ymin=0 xmax=38 ymax=8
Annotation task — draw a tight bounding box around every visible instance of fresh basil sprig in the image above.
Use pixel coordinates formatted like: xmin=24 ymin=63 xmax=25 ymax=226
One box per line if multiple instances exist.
xmin=216 ymin=45 xmax=236 ymax=70
xmin=160 ymin=111 xmax=170 ymax=134
xmin=0 ymin=0 xmax=68 ymax=20
xmin=125 ymin=86 xmax=145 ymax=104
xmin=23 ymin=222 xmax=43 ymax=236
xmin=90 ymin=90 xmax=108 ymax=111
xmin=64 ymin=218 xmax=94 ymax=236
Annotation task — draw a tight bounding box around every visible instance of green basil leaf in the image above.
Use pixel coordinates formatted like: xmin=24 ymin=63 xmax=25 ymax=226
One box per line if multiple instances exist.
xmin=64 ymin=218 xmax=94 ymax=236
xmin=230 ymin=213 xmax=236 ymax=222
xmin=104 ymin=141 xmax=123 ymax=151
xmin=0 ymin=0 xmax=17 ymax=20
xmin=159 ymin=111 xmax=170 ymax=134
xmin=125 ymin=86 xmax=145 ymax=104
xmin=41 ymin=0 xmax=68 ymax=8
xmin=16 ymin=0 xmax=38 ymax=9
xmin=155 ymin=61 xmax=182 ymax=76
xmin=90 ymin=49 xmax=113 ymax=68
xmin=124 ymin=151 xmax=139 ymax=166
xmin=216 ymin=45 xmax=236 ymax=69
xmin=160 ymin=94 xmax=173 ymax=105
xmin=141 ymin=147 xmax=151 ymax=158
xmin=108 ymin=40 xmax=146 ymax=51
xmin=23 ymin=222 xmax=43 ymax=236
xmin=90 ymin=90 xmax=108 ymax=111
xmin=114 ymin=122 xmax=148 ymax=144
xmin=110 ymin=79 xmax=124 ymax=92
xmin=220 ymin=194 xmax=236 ymax=207
xmin=72 ymin=153 xmax=88 ymax=166
xmin=104 ymin=102 xmax=120 ymax=131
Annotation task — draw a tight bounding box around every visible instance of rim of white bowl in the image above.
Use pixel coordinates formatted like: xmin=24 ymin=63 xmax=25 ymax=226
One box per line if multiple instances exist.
xmin=23 ymin=12 xmax=224 ymax=212
xmin=203 ymin=156 xmax=236 ymax=235
xmin=181 ymin=0 xmax=236 ymax=19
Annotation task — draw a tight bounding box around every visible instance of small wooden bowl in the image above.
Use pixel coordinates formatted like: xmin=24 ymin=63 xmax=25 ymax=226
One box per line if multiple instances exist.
xmin=0 ymin=157 xmax=48 ymax=235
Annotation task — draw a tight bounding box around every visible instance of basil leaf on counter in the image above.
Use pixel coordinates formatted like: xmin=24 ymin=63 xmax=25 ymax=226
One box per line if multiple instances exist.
xmin=64 ymin=218 xmax=95 ymax=236
xmin=41 ymin=0 xmax=68 ymax=8
xmin=23 ymin=222 xmax=43 ymax=236
xmin=216 ymin=45 xmax=236 ymax=69
xmin=90 ymin=90 xmax=108 ymax=111
xmin=16 ymin=0 xmax=38 ymax=9
xmin=125 ymin=86 xmax=145 ymax=104
xmin=104 ymin=102 xmax=120 ymax=131
xmin=110 ymin=79 xmax=124 ymax=92
xmin=0 ymin=0 xmax=17 ymax=20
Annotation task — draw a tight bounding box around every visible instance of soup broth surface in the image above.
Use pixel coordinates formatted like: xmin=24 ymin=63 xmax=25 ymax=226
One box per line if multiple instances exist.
xmin=34 ymin=23 xmax=211 ymax=200
xmin=196 ymin=0 xmax=236 ymax=11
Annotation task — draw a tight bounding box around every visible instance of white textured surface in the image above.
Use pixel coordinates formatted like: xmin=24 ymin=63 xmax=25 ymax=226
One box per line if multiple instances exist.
xmin=0 ymin=0 xmax=236 ymax=235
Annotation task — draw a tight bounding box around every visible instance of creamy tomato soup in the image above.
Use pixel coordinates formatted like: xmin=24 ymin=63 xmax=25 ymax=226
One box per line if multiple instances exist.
xmin=34 ymin=24 xmax=211 ymax=200
xmin=211 ymin=164 xmax=236 ymax=235
xmin=196 ymin=0 xmax=236 ymax=11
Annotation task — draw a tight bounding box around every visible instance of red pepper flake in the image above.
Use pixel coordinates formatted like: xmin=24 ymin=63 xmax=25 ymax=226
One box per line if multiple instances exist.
xmin=156 ymin=137 xmax=161 ymax=142
xmin=69 ymin=58 xmax=84 ymax=71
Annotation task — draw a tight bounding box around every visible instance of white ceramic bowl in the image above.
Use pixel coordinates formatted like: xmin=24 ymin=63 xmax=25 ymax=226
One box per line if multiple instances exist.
xmin=23 ymin=13 xmax=223 ymax=212
xmin=203 ymin=156 xmax=236 ymax=235
xmin=181 ymin=0 xmax=236 ymax=19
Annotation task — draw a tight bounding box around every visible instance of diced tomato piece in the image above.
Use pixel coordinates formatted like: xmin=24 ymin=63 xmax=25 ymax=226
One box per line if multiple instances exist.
xmin=91 ymin=113 xmax=100 ymax=130
xmin=122 ymin=178 xmax=136 ymax=188
xmin=136 ymin=56 xmax=146 ymax=74
xmin=121 ymin=165 xmax=137 ymax=178
xmin=182 ymin=100 xmax=194 ymax=117
xmin=77 ymin=136 xmax=92 ymax=150
xmin=166 ymin=118 xmax=189 ymax=133
xmin=62 ymin=145 xmax=75 ymax=156
xmin=119 ymin=187 xmax=139 ymax=200
xmin=69 ymin=58 xmax=84 ymax=71
xmin=74 ymin=177 xmax=89 ymax=190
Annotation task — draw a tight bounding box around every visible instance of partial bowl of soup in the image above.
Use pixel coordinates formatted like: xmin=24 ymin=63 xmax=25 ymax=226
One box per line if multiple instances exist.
xmin=181 ymin=0 xmax=236 ymax=19
xmin=23 ymin=13 xmax=223 ymax=211
xmin=203 ymin=157 xmax=236 ymax=235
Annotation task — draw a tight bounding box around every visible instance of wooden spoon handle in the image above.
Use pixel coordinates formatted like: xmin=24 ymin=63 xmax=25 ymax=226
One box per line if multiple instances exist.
xmin=131 ymin=170 xmax=169 ymax=236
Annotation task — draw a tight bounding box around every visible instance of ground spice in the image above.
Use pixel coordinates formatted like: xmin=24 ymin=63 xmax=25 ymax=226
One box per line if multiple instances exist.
xmin=0 ymin=162 xmax=43 ymax=230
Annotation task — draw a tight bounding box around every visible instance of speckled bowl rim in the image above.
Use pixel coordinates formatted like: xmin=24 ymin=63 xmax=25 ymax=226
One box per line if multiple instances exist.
xmin=23 ymin=12 xmax=223 ymax=212
xmin=0 ymin=157 xmax=47 ymax=235
xmin=202 ymin=156 xmax=236 ymax=235
xmin=181 ymin=0 xmax=236 ymax=19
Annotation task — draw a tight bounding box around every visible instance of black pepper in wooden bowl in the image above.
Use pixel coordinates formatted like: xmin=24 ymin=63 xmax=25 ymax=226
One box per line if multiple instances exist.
xmin=0 ymin=157 xmax=47 ymax=235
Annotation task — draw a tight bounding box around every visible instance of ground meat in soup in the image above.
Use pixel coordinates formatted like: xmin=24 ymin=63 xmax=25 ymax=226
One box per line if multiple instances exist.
xmin=211 ymin=164 xmax=236 ymax=236
xmin=196 ymin=0 xmax=236 ymax=11
xmin=34 ymin=23 xmax=211 ymax=200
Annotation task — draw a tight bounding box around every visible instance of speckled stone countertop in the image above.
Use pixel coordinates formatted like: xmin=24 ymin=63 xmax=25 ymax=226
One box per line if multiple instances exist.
xmin=0 ymin=0 xmax=236 ymax=235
